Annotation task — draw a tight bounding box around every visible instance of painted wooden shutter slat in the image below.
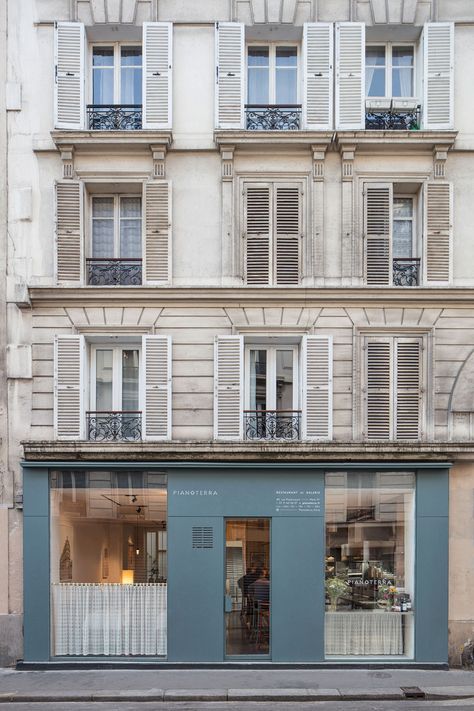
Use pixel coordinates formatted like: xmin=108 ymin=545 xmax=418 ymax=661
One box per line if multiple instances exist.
xmin=55 ymin=181 xmax=82 ymax=284
xmin=335 ymin=22 xmax=365 ymax=130
xmin=145 ymin=180 xmax=171 ymax=283
xmin=366 ymin=339 xmax=391 ymax=440
xmin=423 ymin=22 xmax=454 ymax=129
xmin=275 ymin=184 xmax=300 ymax=285
xmin=365 ymin=183 xmax=392 ymax=285
xmin=303 ymin=23 xmax=333 ymax=130
xmin=214 ymin=335 xmax=243 ymax=440
xmin=395 ymin=339 xmax=421 ymax=440
xmin=143 ymin=22 xmax=172 ymax=129
xmin=425 ymin=181 xmax=452 ymax=284
xmin=215 ymin=22 xmax=244 ymax=129
xmin=142 ymin=335 xmax=172 ymax=441
xmin=302 ymin=335 xmax=333 ymax=441
xmin=54 ymin=335 xmax=85 ymax=440
xmin=245 ymin=184 xmax=271 ymax=285
xmin=54 ymin=22 xmax=85 ymax=129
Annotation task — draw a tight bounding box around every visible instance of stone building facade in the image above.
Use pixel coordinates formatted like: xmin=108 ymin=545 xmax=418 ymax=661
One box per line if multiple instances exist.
xmin=1 ymin=0 xmax=474 ymax=665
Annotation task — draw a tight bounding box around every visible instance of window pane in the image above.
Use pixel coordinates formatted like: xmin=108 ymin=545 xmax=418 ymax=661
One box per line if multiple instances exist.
xmin=248 ymin=47 xmax=269 ymax=67
xmin=276 ymin=68 xmax=297 ymax=104
xmin=325 ymin=471 xmax=415 ymax=657
xmin=392 ymin=68 xmax=413 ymax=97
xmin=120 ymin=198 xmax=142 ymax=259
xmin=393 ymin=197 xmax=413 ymax=258
xmin=50 ymin=471 xmax=167 ymax=656
xmin=121 ymin=47 xmax=142 ymax=66
xmin=248 ymin=68 xmax=269 ymax=104
xmin=365 ymin=47 xmax=385 ymax=66
xmin=249 ymin=350 xmax=267 ymax=411
xmin=122 ymin=349 xmax=139 ymax=411
xmin=393 ymin=197 xmax=413 ymax=218
xmin=276 ymin=47 xmax=297 ymax=67
xmin=225 ymin=519 xmax=270 ymax=655
xmin=276 ymin=350 xmax=293 ymax=410
xmin=93 ymin=48 xmax=114 ymax=104
xmin=366 ymin=67 xmax=385 ymax=97
xmin=392 ymin=47 xmax=414 ymax=67
xmin=92 ymin=198 xmax=114 ymax=258
xmin=96 ymin=350 xmax=113 ymax=410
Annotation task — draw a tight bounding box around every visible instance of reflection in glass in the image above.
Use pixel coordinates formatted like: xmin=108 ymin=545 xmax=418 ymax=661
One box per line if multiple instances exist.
xmin=92 ymin=48 xmax=114 ymax=104
xmin=120 ymin=197 xmax=142 ymax=258
xmin=325 ymin=472 xmax=415 ymax=657
xmin=121 ymin=47 xmax=142 ymax=104
xmin=276 ymin=350 xmax=293 ymax=410
xmin=393 ymin=198 xmax=413 ymax=258
xmin=225 ymin=519 xmax=270 ymax=655
xmin=248 ymin=47 xmax=269 ymax=104
xmin=96 ymin=350 xmax=113 ymax=410
xmin=249 ymin=350 xmax=267 ymax=411
xmin=366 ymin=46 xmax=386 ymax=97
xmin=122 ymin=349 xmax=139 ymax=411
xmin=92 ymin=197 xmax=115 ymax=258
xmin=50 ymin=471 xmax=167 ymax=656
xmin=392 ymin=47 xmax=414 ymax=97
xmin=275 ymin=47 xmax=297 ymax=104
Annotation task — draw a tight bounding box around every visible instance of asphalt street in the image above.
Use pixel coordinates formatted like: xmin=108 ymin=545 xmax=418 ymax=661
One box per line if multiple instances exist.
xmin=0 ymin=701 xmax=474 ymax=710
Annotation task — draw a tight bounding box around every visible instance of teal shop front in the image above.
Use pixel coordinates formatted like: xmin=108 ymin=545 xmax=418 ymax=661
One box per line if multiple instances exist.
xmin=22 ymin=463 xmax=449 ymax=665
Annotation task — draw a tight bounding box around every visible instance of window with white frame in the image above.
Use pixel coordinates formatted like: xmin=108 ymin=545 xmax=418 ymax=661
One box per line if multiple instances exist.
xmin=89 ymin=345 xmax=141 ymax=441
xmin=365 ymin=44 xmax=415 ymax=98
xmin=363 ymin=335 xmax=424 ymax=441
xmin=244 ymin=345 xmax=300 ymax=440
xmin=88 ymin=195 xmax=142 ymax=285
xmin=243 ymin=181 xmax=303 ymax=286
xmin=246 ymin=44 xmax=300 ymax=130
xmin=91 ymin=44 xmax=142 ymax=106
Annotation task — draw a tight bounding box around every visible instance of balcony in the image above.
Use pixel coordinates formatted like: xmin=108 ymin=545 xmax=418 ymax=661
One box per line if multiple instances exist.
xmin=86 ymin=259 xmax=142 ymax=286
xmin=365 ymin=103 xmax=421 ymax=131
xmin=87 ymin=104 xmax=142 ymax=131
xmin=245 ymin=104 xmax=302 ymax=131
xmin=244 ymin=410 xmax=301 ymax=441
xmin=393 ymin=258 xmax=420 ymax=287
xmin=87 ymin=411 xmax=142 ymax=442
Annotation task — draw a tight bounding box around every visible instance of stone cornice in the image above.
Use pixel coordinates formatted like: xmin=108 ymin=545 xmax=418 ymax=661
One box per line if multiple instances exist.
xmin=336 ymin=130 xmax=457 ymax=152
xmin=28 ymin=286 xmax=474 ymax=308
xmin=214 ymin=130 xmax=334 ymax=150
xmin=20 ymin=439 xmax=471 ymax=462
xmin=51 ymin=130 xmax=173 ymax=152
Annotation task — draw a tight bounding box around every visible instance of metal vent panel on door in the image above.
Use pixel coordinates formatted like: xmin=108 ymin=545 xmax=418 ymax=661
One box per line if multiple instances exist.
xmin=192 ymin=526 xmax=214 ymax=549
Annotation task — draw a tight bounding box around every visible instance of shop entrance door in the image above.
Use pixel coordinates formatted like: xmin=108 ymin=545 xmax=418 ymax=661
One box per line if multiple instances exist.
xmin=225 ymin=518 xmax=270 ymax=656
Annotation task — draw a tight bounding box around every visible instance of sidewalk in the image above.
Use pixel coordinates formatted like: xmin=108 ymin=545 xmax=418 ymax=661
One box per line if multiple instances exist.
xmin=0 ymin=667 xmax=474 ymax=702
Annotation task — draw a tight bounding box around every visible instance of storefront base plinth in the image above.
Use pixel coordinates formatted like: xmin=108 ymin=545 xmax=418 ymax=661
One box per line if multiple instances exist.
xmin=16 ymin=660 xmax=450 ymax=670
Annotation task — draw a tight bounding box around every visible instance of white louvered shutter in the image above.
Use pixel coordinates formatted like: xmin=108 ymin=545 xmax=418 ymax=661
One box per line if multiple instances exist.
xmin=424 ymin=181 xmax=452 ymax=284
xmin=215 ymin=22 xmax=244 ymax=129
xmin=366 ymin=338 xmax=392 ymax=440
xmin=302 ymin=335 xmax=333 ymax=441
xmin=422 ymin=23 xmax=454 ymax=129
xmin=335 ymin=22 xmax=365 ymax=130
xmin=395 ymin=338 xmax=422 ymax=440
xmin=275 ymin=184 xmax=301 ymax=285
xmin=245 ymin=184 xmax=271 ymax=285
xmin=144 ymin=180 xmax=171 ymax=284
xmin=303 ymin=23 xmax=333 ymax=130
xmin=55 ymin=181 xmax=83 ymax=284
xmin=142 ymin=335 xmax=172 ymax=441
xmin=54 ymin=22 xmax=85 ymax=129
xmin=364 ymin=183 xmax=392 ymax=286
xmin=54 ymin=335 xmax=85 ymax=440
xmin=143 ymin=22 xmax=172 ymax=129
xmin=214 ymin=335 xmax=243 ymax=440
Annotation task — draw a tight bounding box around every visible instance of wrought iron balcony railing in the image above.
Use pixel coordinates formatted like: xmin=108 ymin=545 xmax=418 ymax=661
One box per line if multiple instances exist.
xmin=245 ymin=104 xmax=302 ymax=131
xmin=87 ymin=104 xmax=142 ymax=130
xmin=87 ymin=411 xmax=142 ymax=442
xmin=365 ymin=105 xmax=421 ymax=130
xmin=393 ymin=258 xmax=420 ymax=287
xmin=86 ymin=259 xmax=142 ymax=286
xmin=244 ymin=410 xmax=301 ymax=441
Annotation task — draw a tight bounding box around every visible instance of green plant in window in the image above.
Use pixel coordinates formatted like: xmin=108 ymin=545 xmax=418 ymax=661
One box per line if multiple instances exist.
xmin=325 ymin=576 xmax=350 ymax=611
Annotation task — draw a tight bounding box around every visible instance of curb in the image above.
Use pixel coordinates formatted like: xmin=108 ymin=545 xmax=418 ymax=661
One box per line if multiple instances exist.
xmin=0 ymin=686 xmax=473 ymax=702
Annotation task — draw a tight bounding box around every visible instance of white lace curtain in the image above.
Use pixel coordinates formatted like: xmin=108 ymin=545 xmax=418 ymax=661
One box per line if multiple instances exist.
xmin=52 ymin=583 xmax=167 ymax=656
xmin=325 ymin=611 xmax=403 ymax=656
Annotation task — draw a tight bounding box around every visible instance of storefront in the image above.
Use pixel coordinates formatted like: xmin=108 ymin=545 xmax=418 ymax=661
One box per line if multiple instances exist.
xmin=22 ymin=462 xmax=449 ymax=664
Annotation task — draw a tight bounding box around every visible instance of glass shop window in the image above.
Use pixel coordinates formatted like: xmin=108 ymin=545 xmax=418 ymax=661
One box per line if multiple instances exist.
xmin=50 ymin=470 xmax=167 ymax=656
xmin=325 ymin=471 xmax=415 ymax=658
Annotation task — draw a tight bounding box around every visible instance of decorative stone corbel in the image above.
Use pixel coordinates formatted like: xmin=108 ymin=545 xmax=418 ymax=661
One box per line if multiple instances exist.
xmin=339 ymin=143 xmax=357 ymax=281
xmin=311 ymin=144 xmax=328 ymax=282
xmin=60 ymin=144 xmax=75 ymax=179
xmin=150 ymin=144 xmax=168 ymax=179
xmin=221 ymin=146 xmax=235 ymax=181
xmin=433 ymin=145 xmax=448 ymax=179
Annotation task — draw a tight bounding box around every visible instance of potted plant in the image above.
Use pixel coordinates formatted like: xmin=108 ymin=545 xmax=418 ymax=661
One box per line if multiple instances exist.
xmin=325 ymin=576 xmax=350 ymax=611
